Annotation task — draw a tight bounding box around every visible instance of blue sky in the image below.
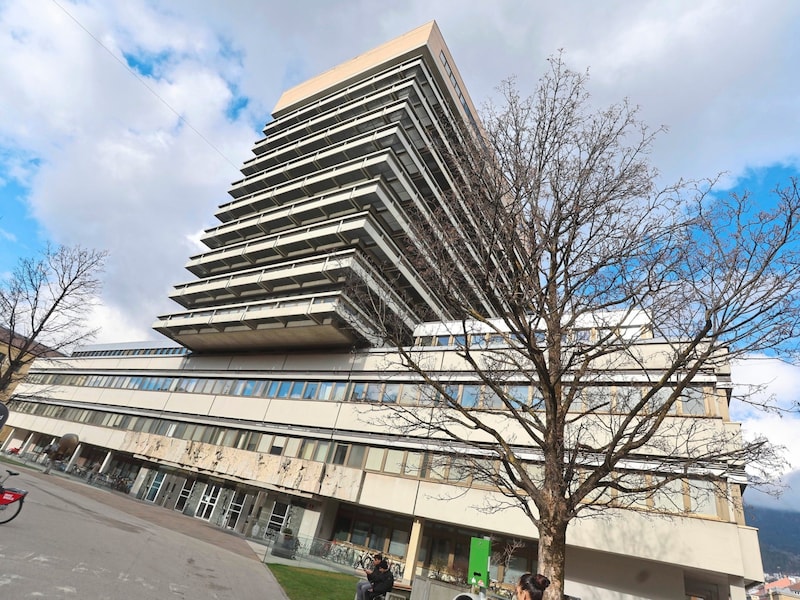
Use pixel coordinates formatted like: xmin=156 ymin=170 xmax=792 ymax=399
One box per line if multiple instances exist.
xmin=1 ymin=0 xmax=800 ymax=509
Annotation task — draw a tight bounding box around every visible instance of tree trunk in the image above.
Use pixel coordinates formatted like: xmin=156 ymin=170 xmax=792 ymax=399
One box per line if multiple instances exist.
xmin=537 ymin=512 xmax=569 ymax=600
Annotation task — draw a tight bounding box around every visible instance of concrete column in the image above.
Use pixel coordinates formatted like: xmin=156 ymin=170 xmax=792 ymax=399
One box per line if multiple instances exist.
xmin=403 ymin=517 xmax=425 ymax=584
xmin=0 ymin=428 xmax=16 ymax=452
xmin=65 ymin=443 xmax=83 ymax=472
xmin=729 ymin=577 xmax=746 ymax=600
xmin=99 ymin=450 xmax=113 ymax=474
xmin=20 ymin=431 xmax=35 ymax=454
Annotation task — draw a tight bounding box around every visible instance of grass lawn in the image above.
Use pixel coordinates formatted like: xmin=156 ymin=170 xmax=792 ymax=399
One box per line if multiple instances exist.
xmin=267 ymin=563 xmax=359 ymax=600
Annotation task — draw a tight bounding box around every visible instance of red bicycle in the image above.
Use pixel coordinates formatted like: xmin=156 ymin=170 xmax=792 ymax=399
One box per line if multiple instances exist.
xmin=0 ymin=469 xmax=28 ymax=524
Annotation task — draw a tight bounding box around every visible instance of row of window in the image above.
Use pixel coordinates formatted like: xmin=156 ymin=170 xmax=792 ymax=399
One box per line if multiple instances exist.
xmin=24 ymin=371 xmax=713 ymax=416
xmin=71 ymin=347 xmax=188 ymax=357
xmin=8 ymin=398 xmax=720 ymax=518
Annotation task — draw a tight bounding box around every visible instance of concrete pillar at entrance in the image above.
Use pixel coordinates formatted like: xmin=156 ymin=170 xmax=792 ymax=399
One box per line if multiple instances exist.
xmin=403 ymin=517 xmax=425 ymax=584
xmin=20 ymin=431 xmax=35 ymax=454
xmin=729 ymin=577 xmax=746 ymax=600
xmin=99 ymin=450 xmax=113 ymax=474
xmin=65 ymin=443 xmax=83 ymax=473
xmin=0 ymin=428 xmax=16 ymax=452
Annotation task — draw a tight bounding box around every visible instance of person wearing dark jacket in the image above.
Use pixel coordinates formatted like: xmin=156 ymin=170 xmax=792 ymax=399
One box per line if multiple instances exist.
xmin=365 ymin=560 xmax=394 ymax=600
xmin=356 ymin=554 xmax=383 ymax=600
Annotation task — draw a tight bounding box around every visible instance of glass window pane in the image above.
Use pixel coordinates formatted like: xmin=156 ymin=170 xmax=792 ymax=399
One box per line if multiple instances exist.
xmin=681 ymin=388 xmax=706 ymax=415
xmin=270 ymin=436 xmax=286 ymax=456
xmin=508 ymin=385 xmax=529 ymax=407
xmin=384 ymin=449 xmax=404 ymax=474
xmin=365 ymin=383 xmax=382 ymax=402
xmin=352 ymin=383 xmax=367 ymax=401
xmin=347 ymin=445 xmax=365 ymax=469
xmin=689 ymin=479 xmax=717 ymax=516
xmin=303 ymin=382 xmax=319 ymax=399
xmin=318 ymin=382 xmax=333 ymax=401
xmin=653 ymin=478 xmax=685 ymax=512
xmin=584 ymin=387 xmax=610 ymax=412
xmin=257 ymin=434 xmax=273 ymax=453
xmin=284 ymin=438 xmax=301 ymax=458
xmin=365 ymin=447 xmax=384 ymax=471
xmin=461 ymin=385 xmax=480 ymax=408
xmin=398 ymin=383 xmax=420 ymax=405
xmin=388 ymin=528 xmax=410 ymax=556
xmin=383 ymin=383 xmax=399 ymax=403
xmin=404 ymin=452 xmax=422 ymax=476
xmin=351 ymin=520 xmax=369 ymax=546
xmin=615 ymin=387 xmax=641 ymax=413
xmin=330 ymin=443 xmax=348 ymax=465
xmin=332 ymin=382 xmax=348 ymax=401
xmin=314 ymin=441 xmax=330 ymax=462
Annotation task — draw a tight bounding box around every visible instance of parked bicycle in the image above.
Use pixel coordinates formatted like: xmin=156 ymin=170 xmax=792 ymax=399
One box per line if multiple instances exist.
xmin=0 ymin=469 xmax=28 ymax=524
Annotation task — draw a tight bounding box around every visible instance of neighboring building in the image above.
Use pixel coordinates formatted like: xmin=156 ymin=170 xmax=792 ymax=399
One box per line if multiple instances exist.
xmin=748 ymin=576 xmax=800 ymax=599
xmin=0 ymin=326 xmax=63 ymax=443
xmin=2 ymin=21 xmax=763 ymax=600
xmin=0 ymin=326 xmax=64 ymax=402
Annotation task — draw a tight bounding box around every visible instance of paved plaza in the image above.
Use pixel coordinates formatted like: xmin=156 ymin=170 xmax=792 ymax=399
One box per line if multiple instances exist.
xmin=0 ymin=463 xmax=290 ymax=599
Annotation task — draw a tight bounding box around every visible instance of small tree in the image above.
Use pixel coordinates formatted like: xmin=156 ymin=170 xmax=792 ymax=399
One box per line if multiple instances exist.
xmin=0 ymin=244 xmax=107 ymax=396
xmin=356 ymin=55 xmax=798 ymax=599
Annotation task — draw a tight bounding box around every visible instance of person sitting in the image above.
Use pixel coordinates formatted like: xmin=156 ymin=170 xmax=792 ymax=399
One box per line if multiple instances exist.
xmin=516 ymin=573 xmax=551 ymax=600
xmin=363 ymin=560 xmax=394 ymax=600
xmin=356 ymin=553 xmax=383 ymax=600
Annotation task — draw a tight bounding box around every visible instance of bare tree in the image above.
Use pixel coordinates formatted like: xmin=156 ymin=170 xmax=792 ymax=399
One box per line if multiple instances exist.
xmin=0 ymin=244 xmax=107 ymax=396
xmin=354 ymin=55 xmax=799 ymax=599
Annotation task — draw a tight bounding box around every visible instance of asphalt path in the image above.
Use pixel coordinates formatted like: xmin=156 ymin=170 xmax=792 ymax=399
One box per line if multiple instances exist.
xmin=0 ymin=464 xmax=288 ymax=599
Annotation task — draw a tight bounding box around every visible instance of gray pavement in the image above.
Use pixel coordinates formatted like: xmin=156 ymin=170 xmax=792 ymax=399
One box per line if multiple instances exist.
xmin=0 ymin=463 xmax=290 ymax=599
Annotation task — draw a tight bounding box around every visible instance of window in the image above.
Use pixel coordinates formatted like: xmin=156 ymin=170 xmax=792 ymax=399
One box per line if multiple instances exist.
xmin=382 ymin=383 xmax=399 ymax=403
xmin=652 ymin=477 xmax=685 ymax=512
xmin=351 ymin=383 xmax=367 ymax=401
xmin=330 ymin=443 xmax=349 ymax=465
xmin=313 ymin=441 xmax=330 ymax=462
xmin=270 ymin=436 xmax=286 ymax=456
xmin=388 ymin=528 xmax=410 ymax=556
xmin=398 ymin=383 xmax=421 ymax=405
xmin=365 ymin=383 xmax=382 ymax=402
xmin=647 ymin=387 xmax=673 ymax=413
xmin=461 ymin=385 xmax=480 ymax=408
xmin=615 ymin=386 xmax=641 ymax=413
xmin=689 ymin=479 xmax=718 ymax=516
xmin=284 ymin=438 xmax=301 ymax=458
xmin=404 ymin=452 xmax=422 ymax=477
xmin=508 ymin=385 xmax=529 ymax=407
xmin=365 ymin=447 xmax=385 ymax=471
xmin=303 ymin=382 xmax=319 ymax=399
xmin=300 ymin=439 xmax=316 ymax=460
xmin=276 ymin=381 xmax=292 ymax=398
xmin=681 ymin=388 xmax=706 ymax=416
xmin=384 ymin=449 xmax=405 ymax=474
xmin=583 ymin=386 xmax=611 ymax=412
xmin=347 ymin=445 xmax=365 ymax=469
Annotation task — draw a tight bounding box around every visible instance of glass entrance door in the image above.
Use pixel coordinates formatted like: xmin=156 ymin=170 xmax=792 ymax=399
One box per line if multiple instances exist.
xmin=195 ymin=483 xmax=222 ymax=521
xmin=144 ymin=471 xmax=166 ymax=503
xmin=222 ymin=490 xmax=247 ymax=530
xmin=267 ymin=501 xmax=289 ymax=536
xmin=174 ymin=478 xmax=195 ymax=512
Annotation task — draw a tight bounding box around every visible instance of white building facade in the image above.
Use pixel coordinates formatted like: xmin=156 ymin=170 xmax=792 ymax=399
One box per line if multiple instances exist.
xmin=2 ymin=21 xmax=762 ymax=600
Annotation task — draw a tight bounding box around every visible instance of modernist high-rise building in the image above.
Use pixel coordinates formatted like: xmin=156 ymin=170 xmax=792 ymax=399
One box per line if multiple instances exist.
xmin=3 ymin=22 xmax=762 ymax=600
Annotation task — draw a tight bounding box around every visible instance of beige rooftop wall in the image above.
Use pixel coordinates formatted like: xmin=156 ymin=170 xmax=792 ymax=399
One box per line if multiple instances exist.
xmin=272 ymin=21 xmax=479 ymax=125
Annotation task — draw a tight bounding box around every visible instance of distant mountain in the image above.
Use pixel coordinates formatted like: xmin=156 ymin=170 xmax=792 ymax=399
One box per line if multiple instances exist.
xmin=745 ymin=504 xmax=800 ymax=574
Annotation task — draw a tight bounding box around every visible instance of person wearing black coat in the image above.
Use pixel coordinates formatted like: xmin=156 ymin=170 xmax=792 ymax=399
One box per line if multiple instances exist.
xmin=366 ymin=561 xmax=394 ymax=600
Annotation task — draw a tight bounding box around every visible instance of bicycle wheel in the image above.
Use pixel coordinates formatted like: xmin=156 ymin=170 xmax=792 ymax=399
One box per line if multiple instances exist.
xmin=0 ymin=499 xmax=23 ymax=524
